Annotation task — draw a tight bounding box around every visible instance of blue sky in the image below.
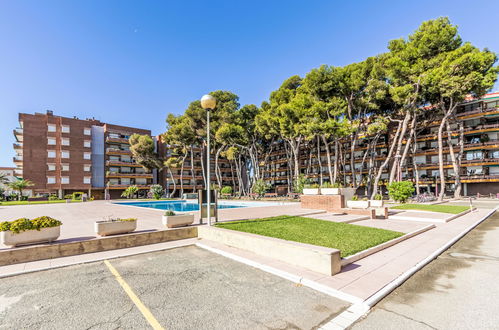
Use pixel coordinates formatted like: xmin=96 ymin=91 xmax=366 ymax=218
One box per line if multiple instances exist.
xmin=1 ymin=0 xmax=498 ymax=167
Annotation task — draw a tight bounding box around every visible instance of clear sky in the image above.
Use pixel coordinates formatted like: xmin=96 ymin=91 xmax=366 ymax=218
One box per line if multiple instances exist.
xmin=1 ymin=0 xmax=498 ymax=167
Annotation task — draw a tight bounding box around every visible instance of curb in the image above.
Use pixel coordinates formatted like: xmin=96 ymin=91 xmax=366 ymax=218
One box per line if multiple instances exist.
xmin=0 ymin=239 xmax=197 ymax=279
xmin=195 ymin=242 xmax=363 ymax=305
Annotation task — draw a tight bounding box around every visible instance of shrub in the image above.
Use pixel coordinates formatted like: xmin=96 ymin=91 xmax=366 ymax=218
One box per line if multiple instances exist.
xmin=351 ymin=195 xmax=359 ymax=201
xmin=304 ymin=183 xmax=320 ymax=189
xmin=220 ymin=186 xmax=233 ymax=195
xmin=252 ymin=179 xmax=271 ymax=196
xmin=387 ymin=181 xmax=415 ymax=203
xmin=49 ymin=195 xmax=60 ymax=201
xmin=321 ymin=182 xmax=333 ymax=188
xmin=64 ymin=194 xmax=73 ymax=199
xmin=164 ymin=210 xmax=176 ymax=216
xmin=31 ymin=216 xmax=63 ymax=230
xmin=362 ymin=197 xmax=369 ymax=201
xmin=0 ymin=216 xmax=62 ymax=234
xmin=72 ymin=192 xmax=84 ymax=200
xmin=149 ymin=184 xmax=164 ymax=200
xmin=293 ymin=174 xmax=308 ymax=194
xmin=374 ymin=194 xmax=383 ymax=200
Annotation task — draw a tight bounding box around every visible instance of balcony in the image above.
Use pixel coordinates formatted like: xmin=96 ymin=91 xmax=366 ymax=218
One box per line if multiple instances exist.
xmin=106 ymin=147 xmax=132 ymax=155
xmin=106 ymin=160 xmax=142 ymax=167
xmin=14 ymin=169 xmax=23 ymax=176
xmin=106 ymin=136 xmax=130 ymax=144
xmin=13 ymin=143 xmax=22 ymax=150
xmin=107 ymin=184 xmax=150 ymax=189
xmin=13 ymin=128 xmax=23 ymax=141
xmin=13 ymin=155 xmax=23 ymax=163
xmin=461 ymin=174 xmax=499 ymax=183
xmin=106 ymin=172 xmax=153 ymax=179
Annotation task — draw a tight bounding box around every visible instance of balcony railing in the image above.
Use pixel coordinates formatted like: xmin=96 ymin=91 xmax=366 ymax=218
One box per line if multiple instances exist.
xmin=107 ymin=184 xmax=150 ymax=189
xmin=106 ymin=137 xmax=130 ymax=144
xmin=13 ymin=155 xmax=23 ymax=162
xmin=106 ymin=148 xmax=132 ymax=155
xmin=106 ymin=172 xmax=153 ymax=178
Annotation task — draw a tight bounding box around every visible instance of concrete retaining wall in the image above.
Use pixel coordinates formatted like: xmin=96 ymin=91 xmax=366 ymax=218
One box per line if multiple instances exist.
xmin=198 ymin=226 xmax=341 ymax=276
xmin=0 ymin=227 xmax=198 ymax=266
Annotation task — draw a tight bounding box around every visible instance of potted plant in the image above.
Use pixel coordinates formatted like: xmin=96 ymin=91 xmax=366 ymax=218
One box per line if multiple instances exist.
xmin=162 ymin=210 xmax=194 ymax=228
xmin=370 ymin=194 xmax=384 ymax=207
xmin=303 ymin=183 xmax=320 ymax=195
xmin=94 ymin=217 xmax=137 ymax=236
xmin=0 ymin=216 xmax=62 ymax=247
xmin=346 ymin=195 xmax=370 ymax=209
xmin=320 ymin=182 xmax=341 ymax=195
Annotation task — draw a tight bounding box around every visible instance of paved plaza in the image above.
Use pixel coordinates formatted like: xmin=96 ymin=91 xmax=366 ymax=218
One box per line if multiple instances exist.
xmin=0 ymin=200 xmax=319 ymax=250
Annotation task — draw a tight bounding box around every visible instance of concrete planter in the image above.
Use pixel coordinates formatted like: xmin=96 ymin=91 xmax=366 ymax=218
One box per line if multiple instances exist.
xmin=1 ymin=226 xmax=61 ymax=247
xmin=346 ymin=200 xmax=370 ymax=209
xmin=369 ymin=200 xmax=384 ymax=208
xmin=95 ymin=220 xmax=137 ymax=236
xmin=162 ymin=214 xmax=194 ymax=228
xmin=320 ymin=188 xmax=340 ymax=195
xmin=339 ymin=188 xmax=356 ymax=201
xmin=303 ymin=188 xmax=320 ymax=195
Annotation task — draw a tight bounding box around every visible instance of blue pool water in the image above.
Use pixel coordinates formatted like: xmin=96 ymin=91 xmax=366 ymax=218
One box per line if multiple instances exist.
xmin=114 ymin=200 xmax=246 ymax=212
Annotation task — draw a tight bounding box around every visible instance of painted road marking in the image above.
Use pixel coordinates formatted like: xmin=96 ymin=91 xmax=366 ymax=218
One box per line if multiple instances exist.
xmin=104 ymin=260 xmax=165 ymax=330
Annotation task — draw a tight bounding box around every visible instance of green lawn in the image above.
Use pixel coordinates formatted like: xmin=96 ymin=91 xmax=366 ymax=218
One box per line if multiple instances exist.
xmin=0 ymin=200 xmax=83 ymax=206
xmin=215 ymin=216 xmax=403 ymax=257
xmin=391 ymin=204 xmax=470 ymax=214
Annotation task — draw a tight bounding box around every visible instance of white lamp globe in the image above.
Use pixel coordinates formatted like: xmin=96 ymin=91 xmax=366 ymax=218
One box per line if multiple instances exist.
xmin=200 ymin=94 xmax=217 ymax=110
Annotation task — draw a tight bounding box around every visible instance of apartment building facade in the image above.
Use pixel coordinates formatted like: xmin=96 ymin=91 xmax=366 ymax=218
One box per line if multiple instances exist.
xmin=13 ymin=111 xmax=153 ymax=199
xmin=262 ymin=93 xmax=499 ymax=196
xmin=156 ymin=136 xmax=239 ymax=197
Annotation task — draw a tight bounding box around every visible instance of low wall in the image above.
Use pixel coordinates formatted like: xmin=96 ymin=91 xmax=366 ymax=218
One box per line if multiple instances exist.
xmin=198 ymin=226 xmax=341 ymax=276
xmin=0 ymin=227 xmax=198 ymax=266
xmin=301 ymin=195 xmax=345 ymax=211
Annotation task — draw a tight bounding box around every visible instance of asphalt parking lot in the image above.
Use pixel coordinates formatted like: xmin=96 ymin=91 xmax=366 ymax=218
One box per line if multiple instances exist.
xmin=0 ymin=245 xmax=349 ymax=329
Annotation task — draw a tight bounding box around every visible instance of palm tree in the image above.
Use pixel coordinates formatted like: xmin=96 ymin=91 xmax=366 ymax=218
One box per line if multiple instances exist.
xmin=8 ymin=179 xmax=34 ymax=201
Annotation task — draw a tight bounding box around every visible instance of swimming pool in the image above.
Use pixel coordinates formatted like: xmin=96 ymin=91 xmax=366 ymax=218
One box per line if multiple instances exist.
xmin=113 ymin=200 xmax=286 ymax=212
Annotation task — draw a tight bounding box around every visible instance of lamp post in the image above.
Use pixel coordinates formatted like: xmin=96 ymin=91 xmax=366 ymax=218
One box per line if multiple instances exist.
xmin=200 ymin=94 xmax=217 ymax=225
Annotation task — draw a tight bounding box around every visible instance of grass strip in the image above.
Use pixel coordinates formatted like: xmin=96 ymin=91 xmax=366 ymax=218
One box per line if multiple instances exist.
xmin=391 ymin=204 xmax=469 ymax=214
xmin=215 ymin=215 xmax=403 ymax=257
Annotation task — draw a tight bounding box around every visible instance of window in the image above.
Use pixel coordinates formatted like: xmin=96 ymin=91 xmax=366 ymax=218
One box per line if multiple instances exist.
xmin=61 ymin=138 xmax=70 ymax=146
xmin=84 ymin=140 xmax=91 ymax=148
xmin=61 ymin=125 xmax=70 ymax=133
xmin=61 ymin=177 xmax=70 ymax=184
xmin=83 ymin=152 xmax=91 ymax=160
xmin=84 ymin=128 xmax=91 ymax=135
xmin=47 ymin=164 xmax=56 ymax=171
xmin=47 ymin=137 xmax=56 ymax=145
xmin=47 ymin=124 xmax=56 ymax=132
xmin=62 ymin=164 xmax=69 ymax=171
xmin=83 ymin=176 xmax=91 ymax=184
xmin=47 ymin=150 xmax=56 ymax=158
xmin=84 ymin=164 xmax=91 ymax=172
xmin=61 ymin=151 xmax=70 ymax=159
xmin=47 ymin=176 xmax=56 ymax=184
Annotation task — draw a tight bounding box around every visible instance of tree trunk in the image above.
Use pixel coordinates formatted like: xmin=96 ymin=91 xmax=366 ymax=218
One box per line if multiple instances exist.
xmin=168 ymin=168 xmax=176 ymax=197
xmin=389 ymin=111 xmax=411 ymax=183
xmin=322 ymin=135 xmax=334 ymax=183
xmin=371 ymin=120 xmax=403 ymax=199
xmin=333 ymin=140 xmax=339 ymax=183
xmin=190 ymin=146 xmax=196 ymax=193
xmin=445 ymin=121 xmax=462 ymax=199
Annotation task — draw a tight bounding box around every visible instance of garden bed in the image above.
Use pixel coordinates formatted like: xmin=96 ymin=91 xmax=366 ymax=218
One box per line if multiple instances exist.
xmin=391 ymin=204 xmax=470 ymax=214
xmin=214 ymin=216 xmax=403 ymax=257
